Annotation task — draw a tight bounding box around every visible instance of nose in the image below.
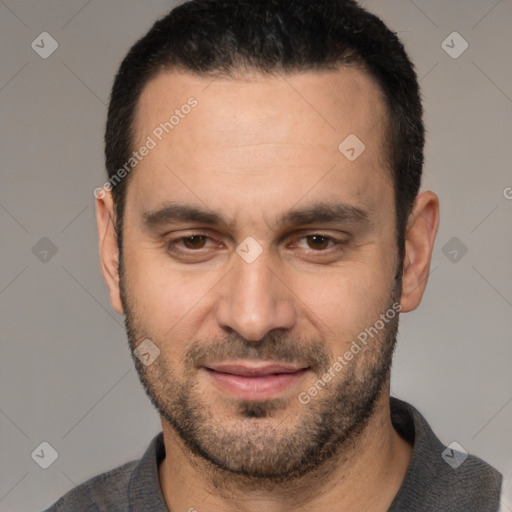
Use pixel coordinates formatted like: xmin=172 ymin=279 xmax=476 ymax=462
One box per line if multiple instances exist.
xmin=214 ymin=249 xmax=296 ymax=343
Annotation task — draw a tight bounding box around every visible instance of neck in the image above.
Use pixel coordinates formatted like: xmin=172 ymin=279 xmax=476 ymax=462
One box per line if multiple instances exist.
xmin=158 ymin=392 xmax=412 ymax=512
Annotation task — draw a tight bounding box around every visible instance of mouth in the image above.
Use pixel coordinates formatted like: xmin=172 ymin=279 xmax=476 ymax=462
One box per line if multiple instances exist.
xmin=203 ymin=360 xmax=310 ymax=401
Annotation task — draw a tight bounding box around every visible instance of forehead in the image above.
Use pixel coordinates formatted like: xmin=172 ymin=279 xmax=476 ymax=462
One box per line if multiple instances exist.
xmin=134 ymin=66 xmax=388 ymax=147
xmin=128 ymin=67 xmax=393 ymax=229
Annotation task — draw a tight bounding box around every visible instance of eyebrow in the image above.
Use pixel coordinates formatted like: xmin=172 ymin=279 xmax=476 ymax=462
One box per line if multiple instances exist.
xmin=277 ymin=202 xmax=370 ymax=229
xmin=141 ymin=201 xmax=370 ymax=232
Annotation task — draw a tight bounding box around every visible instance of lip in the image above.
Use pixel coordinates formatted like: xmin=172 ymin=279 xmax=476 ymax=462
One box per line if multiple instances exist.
xmin=203 ymin=360 xmax=309 ymax=401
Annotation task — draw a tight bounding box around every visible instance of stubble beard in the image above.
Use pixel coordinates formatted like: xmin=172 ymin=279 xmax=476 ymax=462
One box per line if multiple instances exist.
xmin=120 ymin=270 xmax=401 ymax=482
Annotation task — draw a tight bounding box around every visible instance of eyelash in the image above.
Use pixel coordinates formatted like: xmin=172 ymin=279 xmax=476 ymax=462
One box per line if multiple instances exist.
xmin=165 ymin=232 xmax=346 ymax=255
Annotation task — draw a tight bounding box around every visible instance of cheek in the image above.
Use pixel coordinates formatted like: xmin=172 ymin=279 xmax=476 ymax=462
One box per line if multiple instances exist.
xmin=124 ymin=248 xmax=219 ymax=334
xmin=291 ymin=259 xmax=394 ymax=342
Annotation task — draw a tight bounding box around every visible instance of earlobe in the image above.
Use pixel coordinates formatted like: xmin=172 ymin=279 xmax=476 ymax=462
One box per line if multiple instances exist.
xmin=96 ymin=189 xmax=124 ymax=315
xmin=399 ymin=190 xmax=440 ymax=313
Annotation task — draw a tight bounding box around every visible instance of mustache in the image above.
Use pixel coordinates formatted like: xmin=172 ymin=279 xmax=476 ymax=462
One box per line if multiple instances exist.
xmin=184 ymin=330 xmax=331 ymax=372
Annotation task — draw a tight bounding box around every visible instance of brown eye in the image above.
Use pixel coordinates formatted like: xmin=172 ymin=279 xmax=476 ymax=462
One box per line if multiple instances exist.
xmin=306 ymin=235 xmax=332 ymax=250
xmin=182 ymin=235 xmax=207 ymax=249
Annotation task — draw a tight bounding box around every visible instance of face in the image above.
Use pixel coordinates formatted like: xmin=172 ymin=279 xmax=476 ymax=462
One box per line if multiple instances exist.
xmin=114 ymin=68 xmax=403 ymax=479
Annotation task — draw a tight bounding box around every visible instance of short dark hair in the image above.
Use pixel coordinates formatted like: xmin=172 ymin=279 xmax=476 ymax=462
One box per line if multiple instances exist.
xmin=105 ymin=0 xmax=424 ymax=262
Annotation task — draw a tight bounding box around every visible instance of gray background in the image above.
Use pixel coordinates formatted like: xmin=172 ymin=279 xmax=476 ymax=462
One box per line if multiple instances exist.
xmin=0 ymin=1 xmax=511 ymax=510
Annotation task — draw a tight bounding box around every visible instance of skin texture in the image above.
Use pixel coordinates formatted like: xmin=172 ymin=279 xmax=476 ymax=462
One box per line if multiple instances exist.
xmin=96 ymin=68 xmax=439 ymax=511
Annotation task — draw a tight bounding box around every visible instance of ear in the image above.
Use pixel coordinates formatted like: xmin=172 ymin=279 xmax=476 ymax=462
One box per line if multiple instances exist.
xmin=96 ymin=189 xmax=124 ymax=315
xmin=399 ymin=190 xmax=440 ymax=313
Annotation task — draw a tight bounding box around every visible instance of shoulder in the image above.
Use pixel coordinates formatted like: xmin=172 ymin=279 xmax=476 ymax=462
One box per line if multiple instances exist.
xmin=42 ymin=432 xmax=165 ymax=512
xmin=43 ymin=460 xmax=137 ymax=511
xmin=390 ymin=398 xmax=503 ymax=511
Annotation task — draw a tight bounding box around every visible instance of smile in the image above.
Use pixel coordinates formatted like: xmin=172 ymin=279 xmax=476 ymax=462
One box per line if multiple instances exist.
xmin=203 ymin=361 xmax=309 ymax=401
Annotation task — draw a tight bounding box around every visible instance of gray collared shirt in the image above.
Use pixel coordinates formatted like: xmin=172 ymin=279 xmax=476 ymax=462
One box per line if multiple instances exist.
xmin=43 ymin=398 xmax=503 ymax=511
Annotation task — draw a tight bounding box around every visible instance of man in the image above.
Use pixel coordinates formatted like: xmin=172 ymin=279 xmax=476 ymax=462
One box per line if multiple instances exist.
xmin=45 ymin=0 xmax=503 ymax=510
